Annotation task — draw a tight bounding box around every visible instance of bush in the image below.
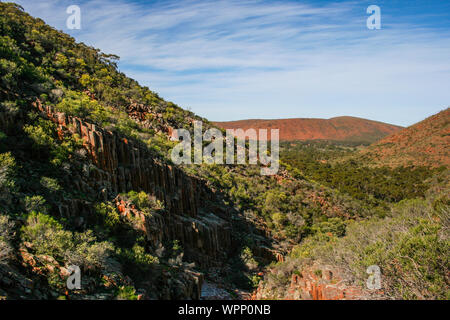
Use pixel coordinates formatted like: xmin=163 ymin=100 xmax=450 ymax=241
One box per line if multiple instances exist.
xmin=21 ymin=212 xmax=113 ymax=272
xmin=0 ymin=152 xmax=15 ymax=192
xmin=24 ymin=195 xmax=49 ymax=214
xmin=21 ymin=212 xmax=68 ymax=259
xmin=23 ymin=118 xmax=56 ymax=147
xmin=40 ymin=176 xmax=61 ymax=193
xmin=95 ymin=202 xmax=121 ymax=231
xmin=24 ymin=117 xmax=82 ymax=165
xmin=117 ymin=244 xmax=158 ymax=272
xmin=264 ymin=198 xmax=450 ymax=299
xmin=65 ymin=231 xmax=114 ymax=272
xmin=0 ymin=214 xmax=14 ymax=264
xmin=115 ymin=285 xmax=138 ymax=300
xmin=311 ymin=217 xmax=346 ymax=237
xmin=55 ymin=90 xmax=112 ymax=125
xmin=124 ymin=191 xmax=164 ymax=213
xmin=241 ymin=246 xmax=258 ymax=270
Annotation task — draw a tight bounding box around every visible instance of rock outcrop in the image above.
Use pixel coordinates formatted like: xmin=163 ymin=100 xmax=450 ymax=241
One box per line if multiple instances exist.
xmin=253 ymin=263 xmax=383 ymax=300
xmin=114 ymin=195 xmax=231 ymax=266
xmin=0 ymin=244 xmax=204 ymax=300
xmin=32 ymin=100 xmax=234 ymax=267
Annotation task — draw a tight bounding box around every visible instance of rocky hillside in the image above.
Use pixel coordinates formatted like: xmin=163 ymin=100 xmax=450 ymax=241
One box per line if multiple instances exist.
xmin=0 ymin=3 xmax=362 ymax=300
xmin=0 ymin=3 xmax=274 ymax=299
xmin=1 ymin=3 xmax=448 ymax=301
xmin=214 ymin=116 xmax=402 ymax=144
xmin=253 ymin=109 xmax=450 ymax=300
xmin=254 ymin=195 xmax=449 ymax=300
xmin=359 ymin=108 xmax=450 ymax=168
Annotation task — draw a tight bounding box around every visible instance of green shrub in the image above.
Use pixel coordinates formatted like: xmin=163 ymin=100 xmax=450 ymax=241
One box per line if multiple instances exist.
xmin=266 ymin=198 xmax=449 ymax=299
xmin=23 ymin=118 xmax=56 ymax=147
xmin=117 ymin=244 xmax=158 ymax=272
xmin=250 ymin=274 xmax=263 ymax=288
xmin=124 ymin=191 xmax=164 ymax=213
xmin=55 ymin=90 xmax=112 ymax=125
xmin=311 ymin=217 xmax=346 ymax=237
xmin=21 ymin=212 xmax=113 ymax=272
xmin=241 ymin=246 xmax=258 ymax=270
xmin=95 ymin=202 xmax=121 ymax=231
xmin=21 ymin=212 xmax=69 ymax=259
xmin=40 ymin=176 xmax=61 ymax=193
xmin=24 ymin=117 xmax=82 ymax=165
xmin=115 ymin=285 xmax=138 ymax=300
xmin=0 ymin=152 xmax=15 ymax=191
xmin=0 ymin=214 xmax=14 ymax=264
xmin=24 ymin=195 xmax=49 ymax=214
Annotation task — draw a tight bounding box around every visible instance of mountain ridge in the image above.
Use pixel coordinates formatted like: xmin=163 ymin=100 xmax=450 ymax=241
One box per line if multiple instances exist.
xmin=214 ymin=116 xmax=402 ymax=144
xmin=359 ymin=107 xmax=450 ymax=167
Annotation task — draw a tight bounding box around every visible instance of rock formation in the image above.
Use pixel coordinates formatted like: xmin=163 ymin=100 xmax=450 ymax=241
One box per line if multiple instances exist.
xmin=253 ymin=263 xmax=382 ymax=300
xmin=32 ymin=100 xmax=235 ymax=267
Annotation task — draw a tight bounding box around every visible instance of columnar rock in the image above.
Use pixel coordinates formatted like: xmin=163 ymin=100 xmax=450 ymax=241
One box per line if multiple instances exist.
xmin=32 ymin=101 xmax=233 ymax=267
xmin=253 ymin=263 xmax=382 ymax=300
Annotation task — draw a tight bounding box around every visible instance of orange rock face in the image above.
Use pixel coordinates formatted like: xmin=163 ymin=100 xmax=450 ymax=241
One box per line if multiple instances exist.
xmin=254 ymin=264 xmax=382 ymax=300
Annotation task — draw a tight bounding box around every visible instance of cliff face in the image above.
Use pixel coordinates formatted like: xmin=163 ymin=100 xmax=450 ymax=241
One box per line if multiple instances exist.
xmin=32 ymin=100 xmax=234 ymax=267
xmin=0 ymin=98 xmax=282 ymax=299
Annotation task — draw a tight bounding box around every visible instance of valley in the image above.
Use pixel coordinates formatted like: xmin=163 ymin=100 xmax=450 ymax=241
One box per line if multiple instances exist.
xmin=0 ymin=3 xmax=448 ymax=301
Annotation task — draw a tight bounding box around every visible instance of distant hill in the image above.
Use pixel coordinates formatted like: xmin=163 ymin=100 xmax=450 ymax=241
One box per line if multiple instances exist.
xmin=214 ymin=116 xmax=402 ymax=144
xmin=360 ymin=108 xmax=450 ymax=168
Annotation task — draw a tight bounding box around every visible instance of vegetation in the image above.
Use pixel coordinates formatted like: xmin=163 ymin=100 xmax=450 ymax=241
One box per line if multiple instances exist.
xmin=2 ymin=1 xmax=365 ymax=247
xmin=0 ymin=2 xmax=448 ymax=300
xmin=0 ymin=214 xmax=14 ymax=264
xmin=122 ymin=190 xmax=165 ymax=214
xmin=280 ymin=141 xmax=440 ymax=205
xmin=115 ymin=285 xmax=139 ymax=300
xmin=260 ymin=196 xmax=449 ymax=299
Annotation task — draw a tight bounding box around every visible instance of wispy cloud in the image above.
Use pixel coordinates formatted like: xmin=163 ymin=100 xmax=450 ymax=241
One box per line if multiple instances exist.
xmin=13 ymin=0 xmax=450 ymax=126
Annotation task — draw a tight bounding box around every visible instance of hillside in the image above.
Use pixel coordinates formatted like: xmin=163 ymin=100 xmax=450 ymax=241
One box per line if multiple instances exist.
xmin=359 ymin=108 xmax=450 ymax=167
xmin=255 ymin=111 xmax=450 ymax=300
xmin=214 ymin=116 xmax=402 ymax=144
xmin=0 ymin=3 xmax=250 ymax=299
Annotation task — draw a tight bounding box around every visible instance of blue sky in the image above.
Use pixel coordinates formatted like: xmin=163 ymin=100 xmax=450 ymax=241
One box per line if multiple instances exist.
xmin=10 ymin=0 xmax=450 ymax=126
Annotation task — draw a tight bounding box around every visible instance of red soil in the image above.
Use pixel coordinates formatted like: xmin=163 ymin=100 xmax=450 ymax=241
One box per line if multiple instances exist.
xmin=361 ymin=108 xmax=450 ymax=168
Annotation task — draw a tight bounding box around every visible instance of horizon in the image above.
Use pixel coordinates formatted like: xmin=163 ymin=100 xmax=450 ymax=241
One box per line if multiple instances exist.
xmin=10 ymin=0 xmax=450 ymax=127
xmin=213 ymin=114 xmax=408 ymax=127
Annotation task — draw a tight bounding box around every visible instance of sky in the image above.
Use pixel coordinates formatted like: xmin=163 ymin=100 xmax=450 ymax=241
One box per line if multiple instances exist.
xmin=9 ymin=0 xmax=450 ymax=126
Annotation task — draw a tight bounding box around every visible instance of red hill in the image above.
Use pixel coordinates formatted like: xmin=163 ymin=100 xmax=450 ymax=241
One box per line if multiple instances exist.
xmin=214 ymin=116 xmax=402 ymax=144
xmin=360 ymin=108 xmax=450 ymax=168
